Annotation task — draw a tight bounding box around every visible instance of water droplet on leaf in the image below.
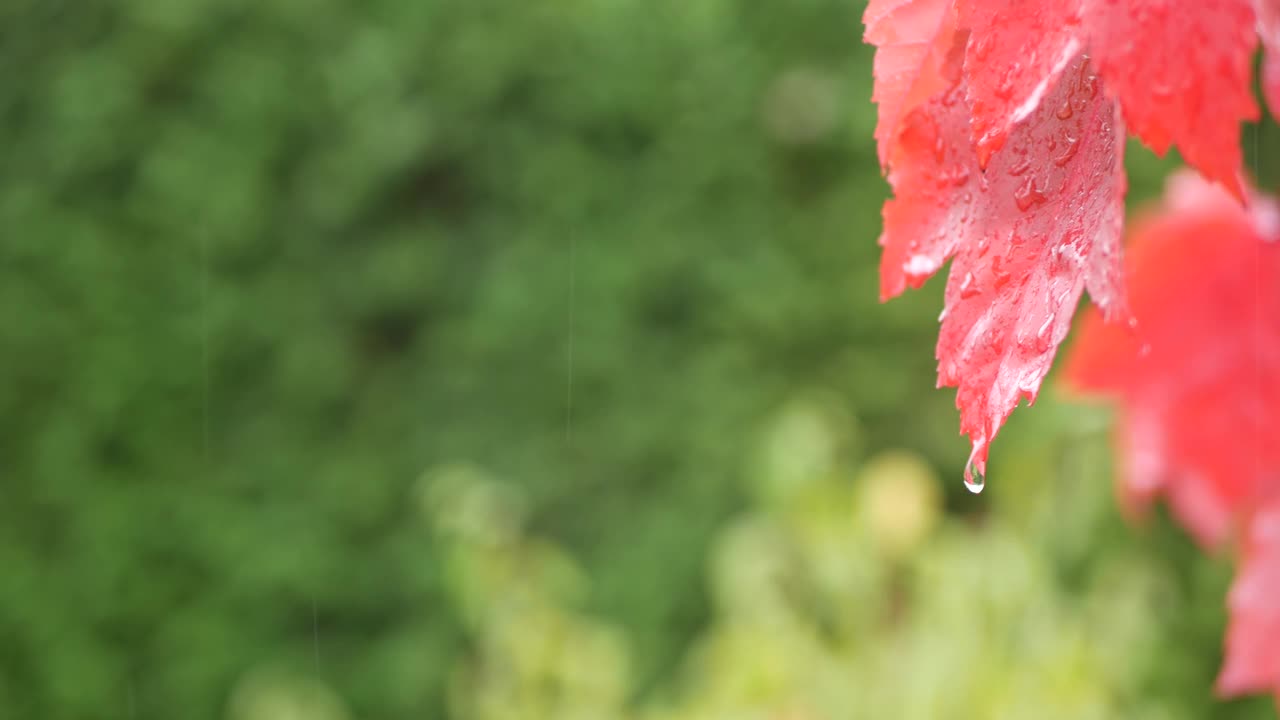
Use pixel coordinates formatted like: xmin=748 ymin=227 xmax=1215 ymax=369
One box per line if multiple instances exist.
xmin=1084 ymin=76 xmax=1098 ymax=99
xmin=991 ymin=254 xmax=1012 ymax=288
xmin=1035 ymin=314 xmax=1055 ymax=352
xmin=972 ymin=35 xmax=993 ymax=62
xmin=1052 ymin=134 xmax=1079 ymax=166
xmin=904 ymin=254 xmax=941 ymax=278
xmin=1014 ymin=177 xmax=1048 ymax=211
xmin=996 ymin=68 xmax=1015 ymax=100
xmin=1079 ymin=61 xmax=1099 ymax=99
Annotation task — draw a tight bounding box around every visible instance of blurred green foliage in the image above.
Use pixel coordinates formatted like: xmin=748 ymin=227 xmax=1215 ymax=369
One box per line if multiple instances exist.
xmin=1 ymin=0 xmax=1277 ymax=718
xmin=433 ymin=403 xmax=1275 ymax=720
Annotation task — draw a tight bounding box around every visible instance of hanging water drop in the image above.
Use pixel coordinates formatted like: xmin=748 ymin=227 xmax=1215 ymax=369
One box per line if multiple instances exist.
xmin=964 ymin=459 xmax=986 ymax=494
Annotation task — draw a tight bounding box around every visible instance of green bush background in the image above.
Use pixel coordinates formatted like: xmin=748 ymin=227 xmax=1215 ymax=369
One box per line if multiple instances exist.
xmin=2 ymin=1 xmax=1277 ymax=718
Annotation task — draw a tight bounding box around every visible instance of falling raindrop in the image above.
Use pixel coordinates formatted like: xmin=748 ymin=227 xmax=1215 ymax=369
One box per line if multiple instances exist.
xmin=964 ymin=459 xmax=986 ymax=494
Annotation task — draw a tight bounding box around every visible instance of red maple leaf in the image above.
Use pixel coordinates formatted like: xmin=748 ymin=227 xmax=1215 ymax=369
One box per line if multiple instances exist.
xmin=1260 ymin=0 xmax=1280 ymax=118
xmin=1065 ymin=171 xmax=1280 ymax=547
xmin=954 ymin=0 xmax=1086 ymax=168
xmin=878 ymin=57 xmax=1127 ymax=489
xmin=1064 ymin=176 xmax=1280 ymax=710
xmin=1219 ymin=504 xmax=1280 ymax=704
xmin=863 ymin=0 xmax=966 ymax=166
xmin=959 ymin=0 xmax=1260 ymax=196
xmin=866 ymin=2 xmax=1276 ymax=488
xmin=868 ymin=1 xmax=1280 ymax=705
